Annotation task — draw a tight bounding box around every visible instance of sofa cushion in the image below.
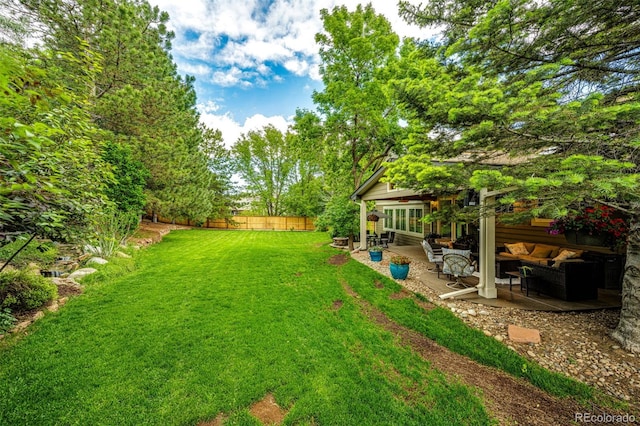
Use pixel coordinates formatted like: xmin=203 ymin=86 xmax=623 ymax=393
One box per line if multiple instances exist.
xmin=529 ymin=245 xmax=553 ymax=258
xmin=497 ymin=252 xmax=519 ymax=259
xmin=518 ymin=255 xmax=550 ymax=264
xmin=505 ymin=242 xmax=529 ymax=256
xmin=533 ymin=244 xmax=561 ymax=258
xmin=442 ymin=247 xmax=472 ymax=258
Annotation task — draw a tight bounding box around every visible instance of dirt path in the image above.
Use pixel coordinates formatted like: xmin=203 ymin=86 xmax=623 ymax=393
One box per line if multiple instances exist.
xmin=341 ymin=283 xmax=630 ymax=425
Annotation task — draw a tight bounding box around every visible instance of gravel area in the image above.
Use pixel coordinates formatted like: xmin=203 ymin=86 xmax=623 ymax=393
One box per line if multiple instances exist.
xmin=351 ymin=248 xmax=640 ymax=409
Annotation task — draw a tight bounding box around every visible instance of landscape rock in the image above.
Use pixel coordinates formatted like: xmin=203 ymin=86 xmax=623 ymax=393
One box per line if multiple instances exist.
xmin=87 ymin=257 xmax=108 ymax=265
xmin=83 ymin=244 xmax=101 ymax=254
xmin=33 ymin=311 xmax=45 ymax=321
xmin=115 ymin=251 xmax=132 ymax=258
xmin=14 ymin=321 xmax=31 ymax=332
xmin=68 ymin=268 xmax=97 ymax=279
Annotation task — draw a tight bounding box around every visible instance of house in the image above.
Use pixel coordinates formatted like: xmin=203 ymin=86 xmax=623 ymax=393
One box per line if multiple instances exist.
xmin=351 ymin=163 xmax=625 ymax=300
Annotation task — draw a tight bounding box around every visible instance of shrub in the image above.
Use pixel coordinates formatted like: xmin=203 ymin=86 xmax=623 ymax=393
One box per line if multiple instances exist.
xmin=0 ymin=236 xmax=58 ymax=269
xmin=0 ymin=307 xmax=16 ymax=333
xmin=0 ymin=270 xmax=58 ymax=313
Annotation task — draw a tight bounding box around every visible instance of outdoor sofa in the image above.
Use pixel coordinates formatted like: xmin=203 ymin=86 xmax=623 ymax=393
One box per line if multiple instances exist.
xmin=497 ymin=241 xmax=603 ymax=301
xmin=519 ymin=259 xmax=600 ymax=301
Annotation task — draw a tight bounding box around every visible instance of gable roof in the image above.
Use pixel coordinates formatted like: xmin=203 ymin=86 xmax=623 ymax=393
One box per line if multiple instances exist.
xmin=350 ymin=166 xmax=387 ymax=201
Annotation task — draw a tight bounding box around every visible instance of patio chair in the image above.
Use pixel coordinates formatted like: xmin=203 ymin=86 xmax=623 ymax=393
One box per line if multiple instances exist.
xmin=421 ymin=240 xmax=443 ymax=278
xmin=380 ymin=231 xmax=390 ymax=248
xmin=442 ymin=252 xmax=476 ymax=289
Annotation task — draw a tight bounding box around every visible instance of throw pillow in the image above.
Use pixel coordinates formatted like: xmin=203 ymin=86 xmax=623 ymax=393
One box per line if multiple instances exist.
xmin=529 ymin=245 xmax=553 ymax=258
xmin=505 ymin=242 xmax=529 ymax=255
xmin=533 ymin=244 xmax=561 ymax=258
xmin=559 ymin=248 xmax=583 ymax=258
xmin=553 ymin=250 xmax=575 ymax=262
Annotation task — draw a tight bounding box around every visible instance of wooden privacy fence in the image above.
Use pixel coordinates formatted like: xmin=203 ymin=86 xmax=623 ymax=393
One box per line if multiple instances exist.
xmin=154 ymin=215 xmax=316 ymax=231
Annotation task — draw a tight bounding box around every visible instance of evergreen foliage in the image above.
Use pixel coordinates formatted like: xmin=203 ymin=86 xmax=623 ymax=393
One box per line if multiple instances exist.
xmin=391 ymin=0 xmax=640 ymax=351
xmin=1 ymin=0 xmax=233 ymax=241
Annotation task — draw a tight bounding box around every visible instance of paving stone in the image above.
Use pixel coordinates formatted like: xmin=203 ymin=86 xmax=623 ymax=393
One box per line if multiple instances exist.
xmin=508 ymin=324 xmax=541 ymax=344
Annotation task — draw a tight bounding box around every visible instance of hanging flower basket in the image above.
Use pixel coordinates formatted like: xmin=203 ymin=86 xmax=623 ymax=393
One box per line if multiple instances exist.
xmin=564 ymin=230 xmax=608 ymax=247
xmin=367 ymin=214 xmax=380 ymax=222
xmin=547 ymin=205 xmax=628 ymax=249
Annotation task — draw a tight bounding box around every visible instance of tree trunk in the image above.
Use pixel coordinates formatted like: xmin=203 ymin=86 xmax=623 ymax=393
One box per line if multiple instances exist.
xmin=611 ymin=213 xmax=640 ymax=353
xmin=0 ymin=234 xmax=36 ymax=273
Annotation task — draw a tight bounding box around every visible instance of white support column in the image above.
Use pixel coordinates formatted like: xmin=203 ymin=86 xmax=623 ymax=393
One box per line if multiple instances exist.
xmin=478 ymin=188 xmax=498 ymax=299
xmin=359 ymin=200 xmax=368 ymax=250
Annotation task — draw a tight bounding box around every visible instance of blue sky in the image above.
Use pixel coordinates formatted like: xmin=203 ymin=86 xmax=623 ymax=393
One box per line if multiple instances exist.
xmin=147 ymin=0 xmax=432 ymax=147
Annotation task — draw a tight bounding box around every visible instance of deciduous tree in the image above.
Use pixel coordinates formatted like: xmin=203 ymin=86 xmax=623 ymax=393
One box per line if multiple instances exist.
xmin=232 ymin=126 xmax=296 ymax=217
xmin=0 ymin=46 xmax=108 ymax=242
xmin=314 ymin=3 xmax=403 ymax=191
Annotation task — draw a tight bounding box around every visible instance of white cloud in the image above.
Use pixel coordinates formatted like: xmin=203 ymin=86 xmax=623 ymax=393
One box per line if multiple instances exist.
xmin=151 ymin=0 xmax=434 ymax=84
xmin=150 ymin=0 xmax=438 ymax=131
xmin=199 ymin=110 xmax=293 ymax=149
xmin=199 ymin=101 xmax=222 ymax=114
xmin=283 ymin=57 xmax=310 ymax=76
xmin=211 ymin=66 xmax=254 ymax=87
xmin=178 ymin=62 xmax=211 ymax=77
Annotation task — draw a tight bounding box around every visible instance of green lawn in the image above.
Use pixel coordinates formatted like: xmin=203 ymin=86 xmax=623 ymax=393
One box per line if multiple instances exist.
xmin=0 ymin=230 xmax=591 ymax=425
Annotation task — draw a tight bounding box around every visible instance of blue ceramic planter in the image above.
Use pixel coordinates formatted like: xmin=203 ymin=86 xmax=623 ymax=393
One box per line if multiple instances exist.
xmin=390 ymin=263 xmax=409 ymax=280
xmin=369 ymin=251 xmax=383 ymax=262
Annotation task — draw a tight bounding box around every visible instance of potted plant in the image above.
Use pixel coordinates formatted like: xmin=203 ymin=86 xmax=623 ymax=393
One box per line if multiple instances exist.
xmin=389 ymin=255 xmax=411 ymax=280
xmin=369 ymin=246 xmax=383 ymax=262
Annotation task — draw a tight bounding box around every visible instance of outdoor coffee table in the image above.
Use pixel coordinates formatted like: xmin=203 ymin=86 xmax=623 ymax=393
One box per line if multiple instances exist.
xmin=505 ymin=270 xmax=537 ymax=296
xmin=495 ymin=255 xmax=522 ymax=278
xmin=505 ymin=271 xmax=524 ymax=293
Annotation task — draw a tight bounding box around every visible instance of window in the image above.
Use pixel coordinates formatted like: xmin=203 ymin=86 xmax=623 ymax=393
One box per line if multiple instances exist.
xmin=383 ymin=205 xmax=427 ymax=234
xmin=383 ymin=209 xmax=394 ymax=228
xmin=394 ymin=209 xmax=406 ymax=231
xmin=409 ymin=208 xmax=423 ymax=233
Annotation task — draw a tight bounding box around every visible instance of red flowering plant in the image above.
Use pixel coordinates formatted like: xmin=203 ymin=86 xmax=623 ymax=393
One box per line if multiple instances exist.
xmin=547 ymin=205 xmax=628 ymax=249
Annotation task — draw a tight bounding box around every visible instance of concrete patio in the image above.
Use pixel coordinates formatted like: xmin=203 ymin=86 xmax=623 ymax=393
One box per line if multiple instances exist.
xmin=386 ymin=244 xmax=622 ymax=312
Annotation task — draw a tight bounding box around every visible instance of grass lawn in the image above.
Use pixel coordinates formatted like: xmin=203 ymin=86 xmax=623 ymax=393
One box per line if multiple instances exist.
xmin=0 ymin=230 xmax=593 ymax=425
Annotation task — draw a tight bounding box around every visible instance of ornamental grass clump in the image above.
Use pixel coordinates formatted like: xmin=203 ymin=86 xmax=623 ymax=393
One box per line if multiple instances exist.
xmin=547 ymin=205 xmax=628 ymax=248
xmin=390 ymin=255 xmax=411 ymax=265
